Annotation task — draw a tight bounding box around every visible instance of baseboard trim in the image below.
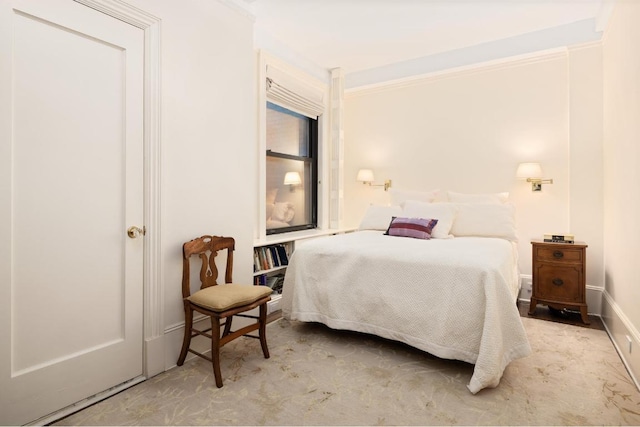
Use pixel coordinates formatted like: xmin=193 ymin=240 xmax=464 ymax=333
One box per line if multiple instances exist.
xmin=27 ymin=375 xmax=146 ymax=426
xmin=601 ymin=290 xmax=640 ymax=392
xmin=144 ymin=335 xmax=165 ymax=378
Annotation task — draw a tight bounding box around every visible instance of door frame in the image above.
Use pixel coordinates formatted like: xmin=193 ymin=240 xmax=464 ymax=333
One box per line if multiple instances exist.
xmin=74 ymin=0 xmax=164 ymax=378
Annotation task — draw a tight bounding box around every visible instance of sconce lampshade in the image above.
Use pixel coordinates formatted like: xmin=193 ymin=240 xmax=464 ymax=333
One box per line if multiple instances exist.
xmin=516 ymin=162 xmax=543 ymax=179
xmin=356 ymin=169 xmax=375 ymax=183
xmin=283 ymin=171 xmax=302 ymax=186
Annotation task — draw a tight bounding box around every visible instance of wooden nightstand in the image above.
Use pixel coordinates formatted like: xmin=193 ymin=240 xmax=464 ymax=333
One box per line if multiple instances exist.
xmin=529 ymin=239 xmax=589 ymax=324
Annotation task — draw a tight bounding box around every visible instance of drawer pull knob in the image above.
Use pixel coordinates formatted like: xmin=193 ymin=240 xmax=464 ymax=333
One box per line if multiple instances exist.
xmin=552 ymin=278 xmax=564 ymax=286
xmin=553 ymin=250 xmax=564 ymax=258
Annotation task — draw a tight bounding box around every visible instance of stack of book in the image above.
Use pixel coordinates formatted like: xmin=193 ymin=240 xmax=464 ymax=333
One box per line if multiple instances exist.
xmin=254 ymin=273 xmax=285 ymax=293
xmin=543 ymin=233 xmax=575 ymax=244
xmin=253 ymin=244 xmax=290 ymax=272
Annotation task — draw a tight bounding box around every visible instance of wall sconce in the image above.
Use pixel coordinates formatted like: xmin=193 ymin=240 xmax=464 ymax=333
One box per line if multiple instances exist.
xmin=357 ymin=169 xmax=392 ymax=191
xmin=283 ymin=171 xmax=302 ymax=191
xmin=516 ymin=162 xmax=553 ymax=191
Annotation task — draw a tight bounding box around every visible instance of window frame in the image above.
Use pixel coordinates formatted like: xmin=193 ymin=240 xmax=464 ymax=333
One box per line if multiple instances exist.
xmin=265 ymin=110 xmax=318 ymax=234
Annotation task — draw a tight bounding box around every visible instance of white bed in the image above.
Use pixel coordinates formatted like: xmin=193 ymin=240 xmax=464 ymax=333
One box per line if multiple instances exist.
xmin=281 ymin=230 xmax=532 ymax=393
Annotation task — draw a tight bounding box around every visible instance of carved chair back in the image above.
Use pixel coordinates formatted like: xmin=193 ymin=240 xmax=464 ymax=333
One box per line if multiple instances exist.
xmin=181 ymin=235 xmax=235 ymax=300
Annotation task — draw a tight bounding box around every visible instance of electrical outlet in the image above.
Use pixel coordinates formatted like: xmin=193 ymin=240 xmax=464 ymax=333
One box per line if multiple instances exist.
xmin=626 ymin=335 xmax=633 ymax=354
xmin=521 ymin=277 xmax=533 ymax=294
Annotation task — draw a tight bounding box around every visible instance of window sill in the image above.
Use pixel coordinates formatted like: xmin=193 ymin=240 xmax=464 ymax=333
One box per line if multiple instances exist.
xmin=254 ymin=227 xmax=356 ymax=247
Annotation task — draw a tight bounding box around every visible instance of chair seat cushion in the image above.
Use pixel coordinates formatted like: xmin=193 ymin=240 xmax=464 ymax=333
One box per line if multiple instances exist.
xmin=187 ymin=284 xmax=272 ymax=312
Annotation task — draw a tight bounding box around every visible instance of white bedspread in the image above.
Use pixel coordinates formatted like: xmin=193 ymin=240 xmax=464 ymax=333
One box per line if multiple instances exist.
xmin=281 ymin=231 xmax=531 ymax=393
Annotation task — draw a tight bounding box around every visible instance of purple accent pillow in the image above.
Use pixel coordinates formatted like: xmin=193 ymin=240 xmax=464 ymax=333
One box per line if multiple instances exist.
xmin=384 ymin=217 xmax=439 ymax=240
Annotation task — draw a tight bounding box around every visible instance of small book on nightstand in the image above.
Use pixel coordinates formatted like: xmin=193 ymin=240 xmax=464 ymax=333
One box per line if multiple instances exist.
xmin=543 ymin=233 xmax=575 ymax=244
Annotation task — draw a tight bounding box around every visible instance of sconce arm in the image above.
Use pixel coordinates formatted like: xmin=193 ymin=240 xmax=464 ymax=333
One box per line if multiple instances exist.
xmin=364 ymin=179 xmax=392 ymax=191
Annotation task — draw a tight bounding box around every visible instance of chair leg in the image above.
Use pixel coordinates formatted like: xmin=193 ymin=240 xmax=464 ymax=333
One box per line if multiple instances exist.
xmin=222 ymin=315 xmax=233 ymax=337
xmin=259 ymin=303 xmax=270 ymax=359
xmin=177 ymin=303 xmax=193 ymax=366
xmin=211 ymin=316 xmax=223 ymax=388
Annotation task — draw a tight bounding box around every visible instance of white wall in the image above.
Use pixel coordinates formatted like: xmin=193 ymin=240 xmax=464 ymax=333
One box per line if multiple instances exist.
xmin=568 ymin=43 xmax=604 ymax=312
xmin=602 ymin=0 xmax=640 ymax=387
xmin=344 ymin=50 xmax=604 ymax=291
xmin=123 ymin=0 xmax=256 ymax=370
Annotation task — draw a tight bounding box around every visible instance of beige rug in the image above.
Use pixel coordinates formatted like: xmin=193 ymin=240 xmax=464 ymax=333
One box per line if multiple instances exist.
xmin=56 ymin=316 xmax=640 ymax=426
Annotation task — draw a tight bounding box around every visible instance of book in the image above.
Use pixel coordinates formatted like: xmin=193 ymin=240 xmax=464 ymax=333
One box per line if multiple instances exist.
xmin=254 ymin=273 xmax=268 ymax=286
xmin=276 ymin=244 xmax=289 ymax=265
xmin=543 ymin=233 xmax=575 ymax=244
xmin=253 ymin=250 xmax=261 ymax=272
xmin=266 ymin=275 xmax=280 ymax=288
xmin=260 ymin=247 xmax=269 ymax=270
xmin=270 ymin=274 xmax=285 ymax=294
xmin=269 ymin=246 xmax=280 ymax=267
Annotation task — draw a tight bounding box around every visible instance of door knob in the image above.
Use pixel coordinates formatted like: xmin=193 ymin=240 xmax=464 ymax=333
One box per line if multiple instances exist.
xmin=127 ymin=226 xmax=145 ymax=239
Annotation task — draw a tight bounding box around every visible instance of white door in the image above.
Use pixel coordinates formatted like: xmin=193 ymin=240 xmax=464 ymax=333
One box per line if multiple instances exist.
xmin=0 ymin=1 xmax=145 ymax=424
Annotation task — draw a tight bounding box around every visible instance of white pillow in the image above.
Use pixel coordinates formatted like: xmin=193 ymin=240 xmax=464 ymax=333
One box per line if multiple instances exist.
xmin=359 ymin=205 xmax=403 ymax=230
xmin=271 ymin=202 xmax=294 ymax=223
xmin=266 ymin=188 xmax=279 ymax=204
xmin=450 ymin=203 xmax=517 ymax=241
xmin=266 ymin=203 xmax=274 ymax=221
xmin=389 ymin=188 xmax=440 ymax=206
xmin=402 ymin=201 xmax=457 ymax=239
xmin=447 ymin=191 xmax=509 ymax=204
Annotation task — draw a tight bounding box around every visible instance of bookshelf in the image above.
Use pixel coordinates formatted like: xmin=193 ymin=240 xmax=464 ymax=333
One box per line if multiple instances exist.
xmin=253 ymin=242 xmax=292 ymax=296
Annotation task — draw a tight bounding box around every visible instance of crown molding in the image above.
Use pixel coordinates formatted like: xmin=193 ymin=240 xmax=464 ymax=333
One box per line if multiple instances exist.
xmin=346 ymin=48 xmax=569 ymax=98
xmin=596 ymin=0 xmax=616 ymax=33
xmin=217 ymin=0 xmax=256 ymax=21
xmin=74 ymin=0 xmax=159 ymax=28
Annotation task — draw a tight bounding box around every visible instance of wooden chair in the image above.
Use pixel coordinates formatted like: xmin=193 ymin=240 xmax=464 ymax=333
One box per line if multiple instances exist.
xmin=177 ymin=235 xmax=272 ymax=387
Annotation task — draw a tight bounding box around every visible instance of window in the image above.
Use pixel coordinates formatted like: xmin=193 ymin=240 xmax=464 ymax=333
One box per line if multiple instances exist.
xmin=266 ymin=102 xmax=318 ymax=234
xmin=258 ymin=58 xmax=326 ymax=238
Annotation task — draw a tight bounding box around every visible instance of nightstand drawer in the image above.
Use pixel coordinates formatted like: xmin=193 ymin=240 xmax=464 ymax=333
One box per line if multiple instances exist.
xmin=535 ymin=264 xmax=583 ymax=302
xmin=535 ymin=246 xmax=583 ymax=264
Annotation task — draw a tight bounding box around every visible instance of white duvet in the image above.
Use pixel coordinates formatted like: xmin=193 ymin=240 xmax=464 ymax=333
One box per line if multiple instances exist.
xmin=281 ymin=231 xmax=531 ymax=393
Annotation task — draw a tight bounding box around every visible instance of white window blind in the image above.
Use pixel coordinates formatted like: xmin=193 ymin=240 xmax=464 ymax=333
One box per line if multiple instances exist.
xmin=266 ymin=65 xmax=324 ymax=119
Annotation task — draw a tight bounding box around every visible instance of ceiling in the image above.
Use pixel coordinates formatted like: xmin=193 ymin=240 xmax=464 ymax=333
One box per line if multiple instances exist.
xmin=247 ymin=0 xmax=609 ymax=88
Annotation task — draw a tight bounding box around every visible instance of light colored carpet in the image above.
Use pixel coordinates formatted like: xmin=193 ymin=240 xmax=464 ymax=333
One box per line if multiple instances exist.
xmin=56 ymin=316 xmax=640 ymax=426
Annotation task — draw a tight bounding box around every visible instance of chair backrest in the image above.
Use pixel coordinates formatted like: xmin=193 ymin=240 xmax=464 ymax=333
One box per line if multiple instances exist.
xmin=182 ymin=235 xmax=235 ymax=299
